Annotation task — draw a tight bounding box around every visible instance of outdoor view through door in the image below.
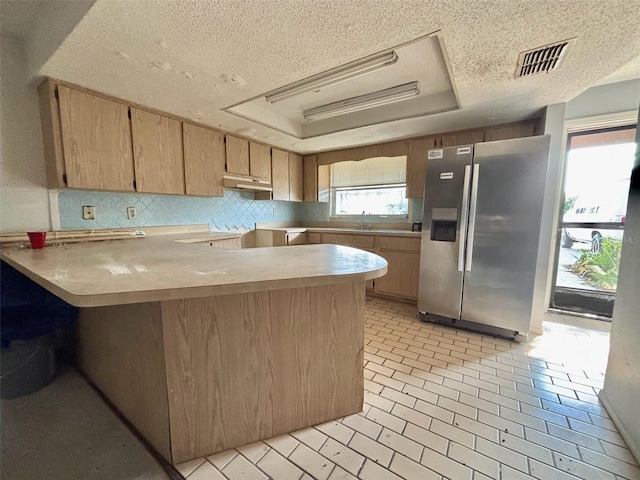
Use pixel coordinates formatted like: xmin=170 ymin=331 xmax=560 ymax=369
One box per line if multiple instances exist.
xmin=553 ymin=124 xmax=637 ymax=318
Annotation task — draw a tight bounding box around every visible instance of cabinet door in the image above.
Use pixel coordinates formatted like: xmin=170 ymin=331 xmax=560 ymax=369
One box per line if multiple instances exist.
xmin=406 ymin=137 xmax=436 ymax=199
xmin=289 ymin=153 xmax=304 ymax=202
xmin=225 ymin=135 xmax=250 ymax=176
xmin=286 ymin=232 xmax=307 ymax=245
xmin=58 ymin=86 xmax=135 ymax=191
xmin=303 ymin=155 xmax=318 ymax=202
xmin=183 ymin=123 xmax=224 ymax=197
xmin=249 ymin=142 xmax=271 ymax=182
xmin=131 ymin=109 xmax=184 ymax=194
xmin=441 ymin=129 xmax=485 ymax=148
xmin=375 ymin=250 xmax=420 ymax=300
xmin=271 ymin=148 xmax=290 ymax=201
xmin=485 ymin=121 xmax=537 ymax=142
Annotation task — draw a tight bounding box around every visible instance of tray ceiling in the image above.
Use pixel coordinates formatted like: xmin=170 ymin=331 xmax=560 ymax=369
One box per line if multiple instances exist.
xmin=3 ymin=0 xmax=640 ymax=153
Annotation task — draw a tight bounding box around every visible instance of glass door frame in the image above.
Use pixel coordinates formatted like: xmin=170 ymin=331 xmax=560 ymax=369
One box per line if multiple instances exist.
xmin=549 ymin=114 xmax=638 ymax=318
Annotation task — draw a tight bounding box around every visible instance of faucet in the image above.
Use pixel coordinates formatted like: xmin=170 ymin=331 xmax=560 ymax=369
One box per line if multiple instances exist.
xmin=360 ymin=211 xmax=366 ymax=230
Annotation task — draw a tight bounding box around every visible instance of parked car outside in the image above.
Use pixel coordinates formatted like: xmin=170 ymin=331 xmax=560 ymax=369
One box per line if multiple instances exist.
xmin=562 ymin=178 xmax=629 ymax=254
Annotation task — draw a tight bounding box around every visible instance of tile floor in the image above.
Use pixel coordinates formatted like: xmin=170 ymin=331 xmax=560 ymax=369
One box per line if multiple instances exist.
xmin=177 ymin=297 xmax=638 ymax=480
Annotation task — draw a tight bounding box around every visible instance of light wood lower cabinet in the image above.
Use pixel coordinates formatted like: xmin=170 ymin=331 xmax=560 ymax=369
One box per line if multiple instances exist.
xmin=374 ymin=250 xmax=420 ymax=300
xmin=294 ymin=231 xmax=421 ymax=302
xmin=255 ymin=230 xmax=307 ymax=247
xmin=209 ymin=237 xmax=241 ymax=249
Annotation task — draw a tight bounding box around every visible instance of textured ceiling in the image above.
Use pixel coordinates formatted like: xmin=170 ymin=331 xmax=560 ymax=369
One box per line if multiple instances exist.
xmin=6 ymin=0 xmax=640 ymax=153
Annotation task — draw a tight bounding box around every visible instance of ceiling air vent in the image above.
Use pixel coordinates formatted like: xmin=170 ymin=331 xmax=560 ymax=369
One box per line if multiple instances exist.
xmin=515 ymin=39 xmax=575 ymax=78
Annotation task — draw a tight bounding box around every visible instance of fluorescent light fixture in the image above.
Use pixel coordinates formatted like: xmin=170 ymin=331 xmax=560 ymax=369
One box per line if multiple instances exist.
xmin=303 ymin=82 xmax=420 ymax=121
xmin=265 ymin=51 xmax=398 ymax=104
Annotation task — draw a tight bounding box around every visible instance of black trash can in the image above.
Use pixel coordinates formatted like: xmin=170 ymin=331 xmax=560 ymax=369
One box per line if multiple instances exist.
xmin=1 ymin=261 xmax=78 ymax=399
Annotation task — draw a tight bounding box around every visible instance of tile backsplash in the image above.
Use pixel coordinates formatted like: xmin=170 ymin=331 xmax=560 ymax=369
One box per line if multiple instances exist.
xmin=58 ymin=189 xmax=303 ymax=231
xmin=57 ymin=190 xmax=424 ymax=231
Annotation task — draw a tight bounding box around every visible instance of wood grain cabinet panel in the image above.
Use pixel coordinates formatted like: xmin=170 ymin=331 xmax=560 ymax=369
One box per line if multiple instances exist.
xmin=303 ymin=156 xmax=330 ymax=203
xmin=375 ymin=250 xmax=420 ymax=300
xmin=271 ymin=148 xmax=290 ymax=201
xmin=183 ymin=123 xmax=225 ymax=197
xmin=441 ymin=129 xmax=485 ymax=148
xmin=57 ymin=85 xmax=135 ymax=191
xmin=303 ymin=155 xmax=318 ymax=202
xmin=377 ymin=236 xmax=421 ymax=252
xmin=289 ymin=153 xmax=304 ymax=202
xmin=485 ymin=121 xmax=537 ymax=142
xmin=225 ymin=135 xmax=250 ymax=176
xmin=249 ymin=142 xmax=271 ymax=182
xmin=131 ymin=109 xmax=185 ymax=194
xmin=406 ymin=137 xmax=437 ymax=199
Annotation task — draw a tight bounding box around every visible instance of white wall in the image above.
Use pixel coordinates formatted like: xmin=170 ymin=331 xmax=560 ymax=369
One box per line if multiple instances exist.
xmin=601 ymin=107 xmax=640 ymax=461
xmin=0 ymin=36 xmax=51 ymax=233
xmin=566 ymin=79 xmax=640 ymax=120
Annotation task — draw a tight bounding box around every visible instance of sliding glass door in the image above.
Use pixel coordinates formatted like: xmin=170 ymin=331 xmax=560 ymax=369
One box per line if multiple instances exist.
xmin=552 ymin=124 xmax=636 ymax=317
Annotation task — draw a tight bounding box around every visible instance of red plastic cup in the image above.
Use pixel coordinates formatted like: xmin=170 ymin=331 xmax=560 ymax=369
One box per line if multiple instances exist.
xmin=27 ymin=232 xmax=47 ymax=249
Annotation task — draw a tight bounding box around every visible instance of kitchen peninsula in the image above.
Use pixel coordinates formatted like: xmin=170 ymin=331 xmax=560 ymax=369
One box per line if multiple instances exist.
xmin=1 ymin=233 xmax=387 ymax=464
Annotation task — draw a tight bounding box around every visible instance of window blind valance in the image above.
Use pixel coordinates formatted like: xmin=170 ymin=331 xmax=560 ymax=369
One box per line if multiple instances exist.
xmin=330 ymin=156 xmax=407 ymax=188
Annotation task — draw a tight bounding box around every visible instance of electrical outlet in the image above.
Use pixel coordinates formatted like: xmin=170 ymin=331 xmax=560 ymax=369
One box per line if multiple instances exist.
xmin=272 ymin=207 xmax=277 ymax=217
xmin=127 ymin=207 xmax=137 ymax=219
xmin=82 ymin=205 xmax=95 ymax=220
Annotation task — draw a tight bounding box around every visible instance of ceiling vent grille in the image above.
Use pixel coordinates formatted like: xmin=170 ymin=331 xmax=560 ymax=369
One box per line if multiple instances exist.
xmin=515 ymin=39 xmax=575 ymax=78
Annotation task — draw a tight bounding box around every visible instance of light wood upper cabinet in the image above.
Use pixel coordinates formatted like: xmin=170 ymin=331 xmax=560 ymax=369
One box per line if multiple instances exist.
xmin=303 ymin=155 xmax=330 ymax=203
xmin=485 ymin=121 xmax=537 ymax=142
xmin=249 ymin=142 xmax=271 ymax=182
xmin=57 ymin=85 xmax=135 ymax=191
xmin=183 ymin=123 xmax=225 ymax=197
xmin=131 ymin=109 xmax=184 ymax=195
xmin=303 ymin=155 xmax=318 ymax=202
xmin=289 ymin=153 xmax=304 ymax=202
xmin=441 ymin=129 xmax=485 ymax=148
xmin=271 ymin=148 xmax=290 ymax=201
xmin=406 ymin=137 xmax=436 ymax=199
xmin=225 ymin=135 xmax=250 ymax=176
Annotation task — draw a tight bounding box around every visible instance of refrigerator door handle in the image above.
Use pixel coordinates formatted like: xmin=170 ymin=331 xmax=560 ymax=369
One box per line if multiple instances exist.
xmin=465 ymin=164 xmax=480 ymax=271
xmin=458 ymin=165 xmax=472 ymax=272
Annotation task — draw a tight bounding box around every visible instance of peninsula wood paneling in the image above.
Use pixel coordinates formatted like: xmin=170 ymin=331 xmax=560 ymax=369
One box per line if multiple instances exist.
xmin=131 ymin=108 xmax=185 ymax=194
xmin=183 ymin=123 xmax=225 ymax=197
xmin=58 ymin=85 xmax=135 ymax=191
xmin=161 ymin=283 xmax=364 ymax=463
xmin=77 ymin=303 xmax=171 ymax=461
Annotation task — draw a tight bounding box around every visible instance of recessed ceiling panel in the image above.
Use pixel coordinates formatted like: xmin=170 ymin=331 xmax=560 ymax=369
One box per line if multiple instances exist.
xmin=226 ymin=34 xmax=460 ymax=139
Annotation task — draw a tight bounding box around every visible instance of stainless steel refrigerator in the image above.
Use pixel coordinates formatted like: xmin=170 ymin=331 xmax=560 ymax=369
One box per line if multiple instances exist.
xmin=418 ymin=135 xmax=551 ymax=340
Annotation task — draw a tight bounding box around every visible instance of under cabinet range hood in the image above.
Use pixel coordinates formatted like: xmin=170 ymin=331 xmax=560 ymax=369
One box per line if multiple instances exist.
xmin=222 ymin=174 xmax=272 ymax=192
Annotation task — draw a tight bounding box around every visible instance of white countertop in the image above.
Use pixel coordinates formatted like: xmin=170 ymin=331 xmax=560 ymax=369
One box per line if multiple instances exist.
xmin=1 ymin=233 xmax=387 ymax=307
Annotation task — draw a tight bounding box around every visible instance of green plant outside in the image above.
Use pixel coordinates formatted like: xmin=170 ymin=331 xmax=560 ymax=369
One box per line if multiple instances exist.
xmin=570 ymin=238 xmax=622 ymax=291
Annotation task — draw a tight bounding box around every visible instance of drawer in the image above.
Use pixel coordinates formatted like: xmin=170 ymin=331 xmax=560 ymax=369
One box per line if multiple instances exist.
xmin=286 ymin=232 xmax=307 ymax=245
xmin=307 ymin=232 xmax=321 ymax=244
xmin=378 ymin=236 xmax=421 ymax=252
xmin=321 ymin=233 xmax=375 ymax=249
